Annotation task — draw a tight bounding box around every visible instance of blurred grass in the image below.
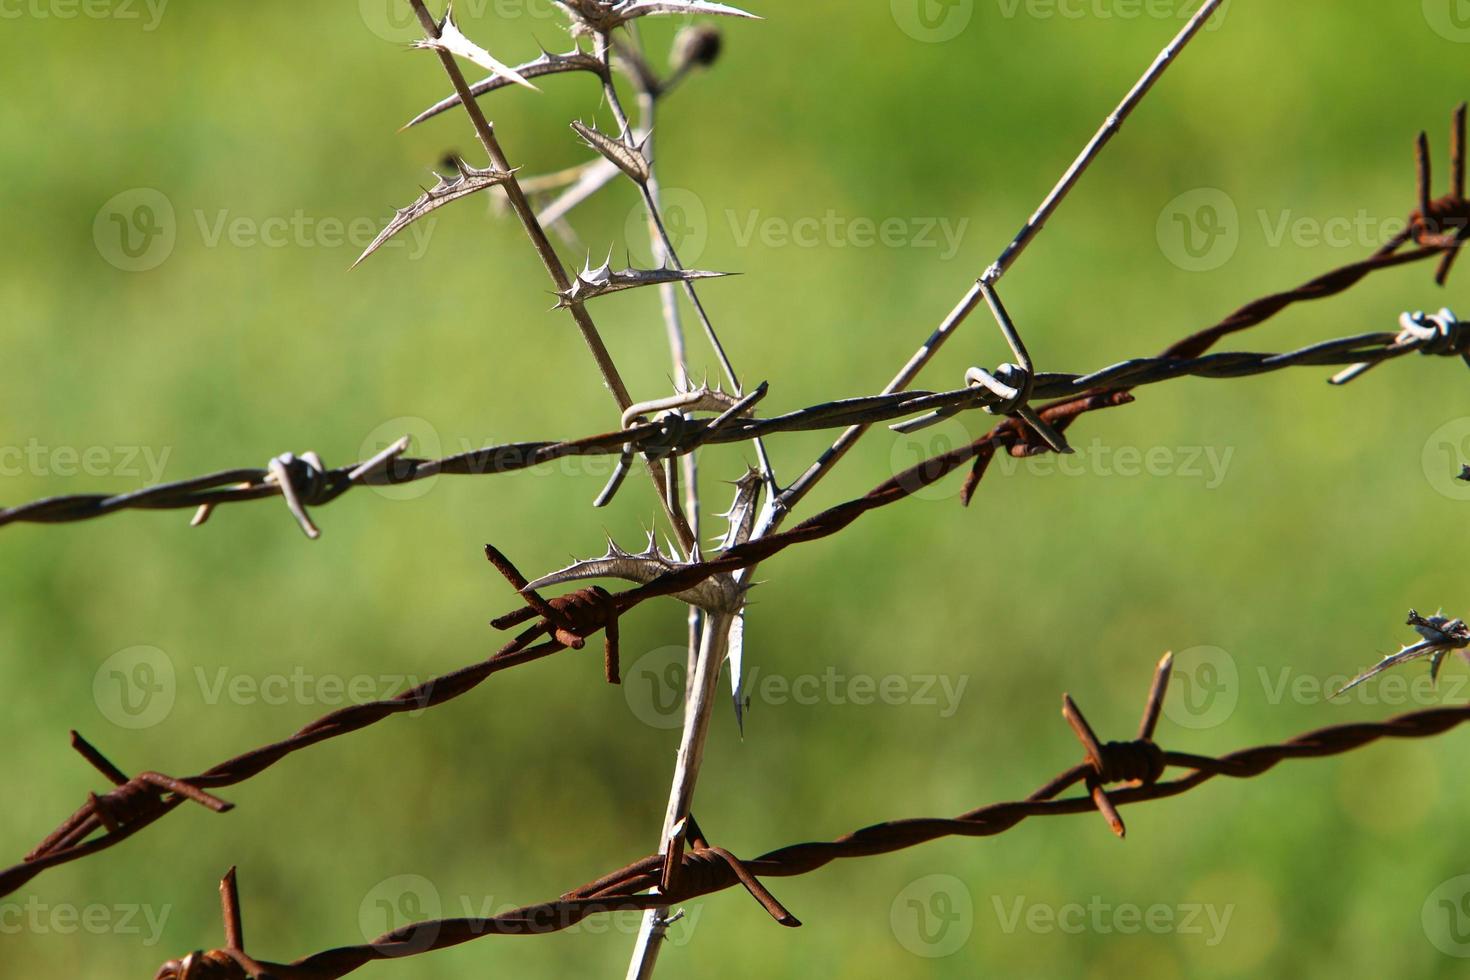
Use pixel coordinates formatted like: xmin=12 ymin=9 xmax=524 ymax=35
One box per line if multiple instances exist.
xmin=2 ymin=2 xmax=1469 ymax=977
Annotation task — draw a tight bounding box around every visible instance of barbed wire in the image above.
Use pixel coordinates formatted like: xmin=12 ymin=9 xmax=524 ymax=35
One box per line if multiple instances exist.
xmin=0 ymin=240 xmax=1459 ymax=537
xmin=6 ymin=2 xmax=1469 ymax=973
xmin=4 ymin=236 xmax=1465 ymax=901
xmin=143 ymin=653 xmax=1470 ymax=978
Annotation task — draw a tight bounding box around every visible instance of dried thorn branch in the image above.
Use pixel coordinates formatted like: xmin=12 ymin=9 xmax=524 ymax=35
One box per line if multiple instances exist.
xmin=522 ymin=532 xmax=741 ymax=613
xmin=414 ymin=3 xmax=539 ymax=91
xmin=585 ymin=30 xmax=780 ymax=498
xmin=555 ymin=255 xmax=734 ymax=308
xmin=576 ymin=23 xmax=779 ymax=972
xmin=353 ymin=159 xmax=515 ymax=268
xmin=403 ymin=47 xmax=608 ymax=130
xmin=556 ymin=0 xmax=758 ymax=34
xmin=402 ymin=0 xmax=698 ymax=554
xmin=571 ymin=118 xmax=652 ymax=182
xmin=5 ymin=286 xmax=1467 ymax=899
xmin=1331 ymin=609 xmax=1470 ymax=698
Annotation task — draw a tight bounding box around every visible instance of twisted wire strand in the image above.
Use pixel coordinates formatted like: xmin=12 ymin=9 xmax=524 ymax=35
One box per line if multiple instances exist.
xmin=5 ymin=247 xmax=1464 ymax=898
xmin=0 ymin=243 xmax=1454 ymax=532
xmin=149 ymin=700 xmax=1470 ymax=978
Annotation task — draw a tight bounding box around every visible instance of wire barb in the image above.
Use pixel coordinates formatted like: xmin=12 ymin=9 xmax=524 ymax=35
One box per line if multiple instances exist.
xmin=487 ymin=544 xmax=624 ymax=684
xmin=140 ymin=648 xmax=1470 ymax=979
xmin=1059 ymin=660 xmax=1170 ymax=841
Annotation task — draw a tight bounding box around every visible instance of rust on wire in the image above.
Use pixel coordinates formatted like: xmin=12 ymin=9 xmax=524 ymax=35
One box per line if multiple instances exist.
xmin=1 ymin=0 xmax=1466 ymax=970
xmin=4 ymin=233 xmax=1467 ymax=891
xmin=141 ymin=658 xmax=1470 ymax=978
xmin=0 ymin=246 xmax=1462 ymax=535
xmin=0 ymin=568 xmax=586 ymax=897
xmin=1 ymin=98 xmax=1465 ymax=538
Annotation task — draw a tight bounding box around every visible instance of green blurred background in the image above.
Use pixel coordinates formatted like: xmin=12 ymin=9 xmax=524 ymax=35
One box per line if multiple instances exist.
xmin=3 ymin=1 xmax=1469 ymax=976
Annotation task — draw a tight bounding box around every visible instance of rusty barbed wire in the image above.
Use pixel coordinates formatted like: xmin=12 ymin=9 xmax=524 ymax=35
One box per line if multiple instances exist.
xmin=4 ymin=238 xmax=1466 ymax=900
xmin=0 ymin=241 xmax=1459 ymax=536
xmin=0 ymin=548 xmax=606 ymax=898
xmin=141 ymin=653 xmax=1470 ymax=978
xmin=6 ymin=97 xmax=1465 ymax=536
xmin=4 ymin=1 xmax=1467 ymax=971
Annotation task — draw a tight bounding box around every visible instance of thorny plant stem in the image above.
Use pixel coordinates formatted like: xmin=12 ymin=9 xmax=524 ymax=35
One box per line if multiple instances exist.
xmin=623 ymin=51 xmax=704 ymax=643
xmin=0 ymin=253 xmax=1455 ymax=535
xmin=628 ymin=52 xmax=707 ymax=964
xmin=765 ymin=0 xmax=1227 ymax=530
xmin=592 ymin=32 xmax=781 ymax=502
xmin=2 ymin=247 xmax=1458 ymax=902
xmin=535 ymin=38 xmax=702 ymax=231
xmin=591 ymin=30 xmax=772 ymax=977
xmin=626 ymin=611 xmax=732 ymax=980
xmin=406 ymin=0 xmax=697 ymax=555
xmin=701 ymin=24 xmax=1238 ymax=931
xmin=602 ymin=32 xmax=702 ymax=551
xmin=636 ymin=88 xmax=708 ymax=734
